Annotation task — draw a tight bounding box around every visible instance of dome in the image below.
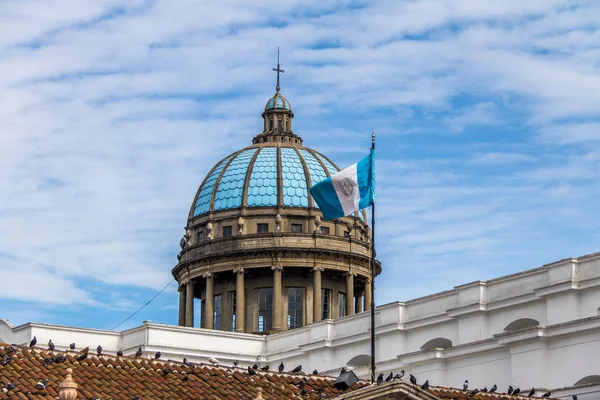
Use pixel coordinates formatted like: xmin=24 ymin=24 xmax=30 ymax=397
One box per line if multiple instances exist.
xmin=265 ymin=92 xmax=291 ymax=111
xmin=192 ymin=144 xmax=339 ymax=216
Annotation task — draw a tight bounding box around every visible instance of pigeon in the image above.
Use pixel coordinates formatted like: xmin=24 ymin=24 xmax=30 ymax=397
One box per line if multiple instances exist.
xmin=1 ymin=357 xmax=12 ymax=366
xmin=410 ymin=374 xmax=417 ymax=385
xmin=252 ymin=363 xmax=259 ymax=370
xmin=572 ymin=395 xmax=578 ymax=400
xmin=528 ymin=388 xmax=536 ymax=397
xmin=469 ymin=389 xmax=480 ymax=396
xmin=508 ymin=386 xmax=514 ymax=394
xmin=260 ymin=365 xmax=269 ymax=371
xmin=233 ymin=359 xmax=238 ymax=366
xmin=490 ymin=384 xmax=497 ymax=393
xmin=36 ymin=379 xmax=48 ymax=389
xmin=77 ymin=352 xmax=88 ymax=361
xmin=30 ymin=336 xmax=37 ymax=347
xmin=542 ymin=392 xmax=551 ymax=398
xmin=291 ymin=365 xmax=302 ymax=373
xmin=393 ymin=371 xmax=404 ymax=380
xmin=6 ymin=345 xmax=16 ymax=353
xmin=133 ymin=397 xmax=141 ymax=400
xmin=183 ymin=358 xmax=193 ymax=366
xmin=48 ymin=340 xmax=55 ymax=351
xmin=4 ymin=382 xmax=16 ymax=390
xmin=135 ymin=347 xmax=143 ymax=358
xmin=97 ymin=345 xmax=103 ymax=355
xmin=377 ymin=373 xmax=384 ymax=385
xmin=247 ymin=366 xmax=256 ymax=376
xmin=155 ymin=351 xmax=161 ymax=359
xmin=312 ymin=369 xmax=318 ymax=375
xmin=482 ymin=387 xmax=488 ymax=392
xmin=80 ymin=347 xmax=89 ymax=354
xmin=421 ymin=380 xmax=429 ymax=390
xmin=513 ymin=388 xmax=521 ymax=395
xmin=43 ymin=357 xmax=54 ymax=366
xmin=70 ymin=343 xmax=76 ymax=350
xmin=279 ymin=362 xmax=284 ymax=373
xmin=385 ymin=372 xmax=393 ymax=382
xmin=208 ymin=356 xmax=220 ymax=365
xmin=117 ymin=350 xmax=123 ymax=357
xmin=183 ymin=375 xmax=189 ymax=382
xmin=54 ymin=355 xmax=67 ymax=363
xmin=463 ymin=380 xmax=469 ymax=390
xmin=163 ymin=368 xmax=170 ymax=376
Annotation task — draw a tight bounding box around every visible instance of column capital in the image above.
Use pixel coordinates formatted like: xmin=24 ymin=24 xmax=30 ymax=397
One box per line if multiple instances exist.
xmin=271 ymin=264 xmax=284 ymax=272
xmin=233 ymin=266 xmax=245 ymax=274
xmin=346 ymin=271 xmax=358 ymax=277
xmin=202 ymin=272 xmax=212 ymax=279
xmin=312 ymin=266 xmax=325 ymax=273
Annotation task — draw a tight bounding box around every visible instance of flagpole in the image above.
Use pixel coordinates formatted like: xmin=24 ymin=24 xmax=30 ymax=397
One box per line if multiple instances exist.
xmin=370 ymin=132 xmax=376 ymax=384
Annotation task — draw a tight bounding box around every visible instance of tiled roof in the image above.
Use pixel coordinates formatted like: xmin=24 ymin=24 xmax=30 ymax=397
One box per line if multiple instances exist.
xmin=430 ymin=386 xmax=558 ymax=400
xmin=0 ymin=342 xmax=368 ymax=399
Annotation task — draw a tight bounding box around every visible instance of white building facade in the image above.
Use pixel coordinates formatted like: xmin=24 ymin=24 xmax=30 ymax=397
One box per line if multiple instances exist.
xmin=2 ymin=251 xmax=599 ymax=399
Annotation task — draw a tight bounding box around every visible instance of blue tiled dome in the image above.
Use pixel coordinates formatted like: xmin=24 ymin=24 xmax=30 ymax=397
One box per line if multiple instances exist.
xmin=192 ymin=145 xmax=339 ymax=217
xmin=265 ymin=93 xmax=291 ymax=111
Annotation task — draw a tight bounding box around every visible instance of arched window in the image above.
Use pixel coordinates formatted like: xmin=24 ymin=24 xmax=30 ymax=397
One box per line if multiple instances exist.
xmin=503 ymin=318 xmax=539 ymax=331
xmin=347 ymin=354 xmax=371 ymax=366
xmin=420 ymin=338 xmax=452 ymax=350
xmin=574 ymin=375 xmax=600 ymax=386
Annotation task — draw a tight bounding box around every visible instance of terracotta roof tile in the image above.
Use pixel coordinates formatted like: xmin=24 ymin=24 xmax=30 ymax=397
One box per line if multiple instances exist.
xmin=0 ymin=342 xmax=368 ymax=399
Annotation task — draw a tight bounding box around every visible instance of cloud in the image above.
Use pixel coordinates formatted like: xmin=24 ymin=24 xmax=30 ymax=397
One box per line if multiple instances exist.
xmin=0 ymin=0 xmax=599 ymax=329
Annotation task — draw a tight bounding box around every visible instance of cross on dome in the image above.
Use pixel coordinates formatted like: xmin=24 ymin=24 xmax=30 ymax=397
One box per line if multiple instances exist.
xmin=272 ymin=47 xmax=285 ymax=92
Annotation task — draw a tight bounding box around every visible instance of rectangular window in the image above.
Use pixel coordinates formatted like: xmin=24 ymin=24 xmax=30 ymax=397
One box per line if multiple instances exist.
xmin=258 ymin=288 xmax=273 ymax=333
xmin=213 ymin=294 xmax=222 ymax=330
xmin=291 ymin=224 xmax=303 ymax=233
xmin=338 ymin=292 xmax=346 ymax=318
xmin=277 ymin=119 xmax=282 ymax=133
xmin=322 ymin=289 xmax=331 ymax=320
xmin=288 ymin=287 xmax=304 ymax=330
xmin=257 ymin=223 xmax=269 ymax=234
xmin=223 ymin=225 xmax=232 ymax=237
xmin=321 ymin=226 xmax=330 ymax=235
xmin=230 ymin=291 xmax=237 ymax=332
xmin=196 ymin=230 xmax=204 ymax=243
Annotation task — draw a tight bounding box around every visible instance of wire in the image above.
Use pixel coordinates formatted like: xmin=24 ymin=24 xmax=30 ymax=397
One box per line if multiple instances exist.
xmin=110 ymin=278 xmax=175 ymax=331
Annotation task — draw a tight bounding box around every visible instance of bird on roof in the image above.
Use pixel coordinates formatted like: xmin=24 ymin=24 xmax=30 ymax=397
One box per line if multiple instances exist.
xmin=163 ymin=368 xmax=170 ymax=376
xmin=77 ymin=352 xmax=88 ymax=361
xmin=233 ymin=359 xmax=238 ymax=366
xmin=291 ymin=365 xmax=302 ymax=373
xmin=469 ymin=389 xmax=479 ymax=396
xmin=36 ymin=379 xmax=48 ymax=390
xmin=482 ymin=387 xmax=488 ymax=392
xmin=133 ymin=397 xmax=141 ymax=400
xmin=1 ymin=357 xmax=12 ymax=366
xmin=312 ymin=369 xmax=318 ymax=375
xmin=393 ymin=371 xmax=404 ymax=380
xmin=508 ymin=386 xmax=514 ymax=394
xmin=155 ymin=351 xmax=161 ymax=359
xmin=97 ymin=345 xmax=103 ymax=355
xmin=183 ymin=358 xmax=193 ymax=366
xmin=183 ymin=374 xmax=189 ymax=382
xmin=528 ymin=388 xmax=536 ymax=397
xmin=69 ymin=343 xmax=76 ymax=350
xmin=490 ymin=384 xmax=497 ymax=393
xmin=252 ymin=363 xmax=259 ymax=370
xmin=117 ymin=350 xmax=123 ymax=357
xmin=48 ymin=339 xmax=55 ymax=351
xmin=247 ymin=366 xmax=256 ymax=376
xmin=421 ymin=380 xmax=430 ymax=390
xmin=376 ymin=373 xmax=384 ymax=385
xmin=43 ymin=357 xmax=54 ymax=366
xmin=385 ymin=372 xmax=393 ymax=382
xmin=572 ymin=395 xmax=577 ymax=400
xmin=29 ymin=336 xmax=37 ymax=347
xmin=542 ymin=392 xmax=551 ymax=398
xmin=410 ymin=374 xmax=417 ymax=385
xmin=135 ymin=347 xmax=143 ymax=358
xmin=279 ymin=362 xmax=284 ymax=373
xmin=80 ymin=347 xmax=89 ymax=354
xmin=208 ymin=356 xmax=219 ymax=365
xmin=463 ymin=380 xmax=469 ymax=390
xmin=5 ymin=382 xmax=16 ymax=390
xmin=54 ymin=355 xmax=67 ymax=363
xmin=261 ymin=365 xmax=269 ymax=371
xmin=513 ymin=387 xmax=521 ymax=395
xmin=6 ymin=345 xmax=16 ymax=353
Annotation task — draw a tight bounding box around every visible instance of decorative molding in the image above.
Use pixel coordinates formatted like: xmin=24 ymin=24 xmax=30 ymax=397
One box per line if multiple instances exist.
xmin=233 ymin=266 xmax=245 ymax=274
xmin=313 ymin=266 xmax=325 ymax=273
xmin=202 ymin=272 xmax=212 ymax=279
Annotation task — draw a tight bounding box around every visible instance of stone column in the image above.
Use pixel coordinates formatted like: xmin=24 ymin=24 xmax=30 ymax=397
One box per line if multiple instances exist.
xmin=178 ymin=285 xmax=186 ymax=326
xmin=355 ymin=292 xmax=363 ymax=313
xmin=204 ymin=273 xmax=214 ymax=330
xmin=346 ymin=272 xmax=355 ymax=316
xmin=185 ymin=279 xmax=195 ymax=327
xmin=234 ymin=267 xmax=245 ymax=333
xmin=364 ymin=278 xmax=372 ymax=312
xmin=272 ymin=264 xmax=284 ymax=332
xmin=313 ymin=267 xmax=324 ymax=323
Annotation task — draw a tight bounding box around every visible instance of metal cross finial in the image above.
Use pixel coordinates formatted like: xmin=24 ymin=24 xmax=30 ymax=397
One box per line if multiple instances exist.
xmin=272 ymin=47 xmax=285 ymax=92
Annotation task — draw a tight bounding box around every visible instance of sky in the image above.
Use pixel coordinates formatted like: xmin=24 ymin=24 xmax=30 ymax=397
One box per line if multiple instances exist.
xmin=0 ymin=0 xmax=599 ymax=331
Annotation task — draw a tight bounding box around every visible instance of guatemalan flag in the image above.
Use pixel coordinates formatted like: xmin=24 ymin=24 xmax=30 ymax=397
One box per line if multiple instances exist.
xmin=310 ymin=150 xmax=375 ymax=221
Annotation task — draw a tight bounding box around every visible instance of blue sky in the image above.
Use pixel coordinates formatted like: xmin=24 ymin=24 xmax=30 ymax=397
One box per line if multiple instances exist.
xmin=0 ymin=0 xmax=599 ymax=330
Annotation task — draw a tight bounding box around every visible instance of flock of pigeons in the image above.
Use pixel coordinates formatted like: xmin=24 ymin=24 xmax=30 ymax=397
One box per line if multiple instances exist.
xmin=0 ymin=336 xmax=582 ymax=399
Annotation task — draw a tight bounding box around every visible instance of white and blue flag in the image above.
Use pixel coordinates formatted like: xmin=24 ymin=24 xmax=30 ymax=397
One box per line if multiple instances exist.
xmin=310 ymin=150 xmax=375 ymax=221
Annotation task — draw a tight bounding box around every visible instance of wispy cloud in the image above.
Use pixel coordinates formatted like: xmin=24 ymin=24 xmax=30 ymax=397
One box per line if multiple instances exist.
xmin=0 ymin=0 xmax=599 ymax=327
